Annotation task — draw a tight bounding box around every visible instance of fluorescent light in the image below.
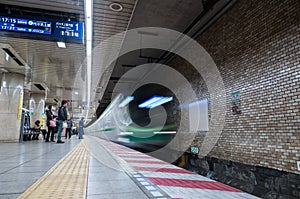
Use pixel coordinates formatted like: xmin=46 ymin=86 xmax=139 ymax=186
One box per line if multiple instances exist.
xmin=5 ymin=53 xmax=9 ymax=61
xmin=84 ymin=0 xmax=93 ymax=113
xmin=74 ymin=91 xmax=79 ymax=95
xmin=57 ymin=42 xmax=66 ymax=48
xmin=119 ymin=96 xmax=134 ymax=107
xmin=117 ymin=137 xmax=130 ymax=143
xmin=153 ymin=131 xmax=176 ymax=134
xmin=22 ymin=108 xmax=30 ymax=112
xmin=138 ymin=96 xmax=173 ymax=109
xmin=138 ymin=96 xmax=163 ymax=108
xmin=147 ymin=97 xmax=173 ymax=109
xmin=119 ymin=132 xmax=134 ymax=135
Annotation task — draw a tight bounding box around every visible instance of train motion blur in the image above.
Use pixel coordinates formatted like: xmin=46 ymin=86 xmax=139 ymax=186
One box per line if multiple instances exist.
xmin=86 ymin=93 xmax=179 ymax=152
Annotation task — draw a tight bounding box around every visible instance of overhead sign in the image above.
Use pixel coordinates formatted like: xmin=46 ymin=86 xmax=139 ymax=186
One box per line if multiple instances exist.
xmin=0 ymin=17 xmax=52 ymax=34
xmin=0 ymin=15 xmax=84 ymax=44
xmin=53 ymin=21 xmax=84 ymax=41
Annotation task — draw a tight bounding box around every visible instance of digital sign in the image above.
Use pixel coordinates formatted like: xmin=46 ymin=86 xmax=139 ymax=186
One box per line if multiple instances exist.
xmin=54 ymin=21 xmax=84 ymax=41
xmin=0 ymin=16 xmax=52 ymax=35
xmin=0 ymin=15 xmax=84 ymax=44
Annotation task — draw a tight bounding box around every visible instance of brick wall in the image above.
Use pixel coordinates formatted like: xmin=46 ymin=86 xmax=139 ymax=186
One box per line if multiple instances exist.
xmin=170 ymin=0 xmax=300 ymax=174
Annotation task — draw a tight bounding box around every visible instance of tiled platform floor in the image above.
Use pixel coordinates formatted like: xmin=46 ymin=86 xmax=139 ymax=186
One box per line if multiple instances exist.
xmin=0 ymin=135 xmax=261 ymax=199
xmin=0 ymin=137 xmax=80 ymax=199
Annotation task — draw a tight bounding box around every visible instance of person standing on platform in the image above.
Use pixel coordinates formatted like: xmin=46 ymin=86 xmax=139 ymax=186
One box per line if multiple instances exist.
xmin=78 ymin=117 xmax=84 ymax=139
xmin=66 ymin=119 xmax=73 ymax=139
xmin=57 ymin=100 xmax=68 ymax=144
xmin=45 ymin=105 xmax=54 ymax=142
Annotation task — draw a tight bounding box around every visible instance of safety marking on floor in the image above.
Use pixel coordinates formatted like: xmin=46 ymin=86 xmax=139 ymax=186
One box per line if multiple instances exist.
xmin=93 ymin=136 xmax=260 ymax=199
xmin=18 ymin=138 xmax=89 ymax=199
xmin=92 ymin=136 xmax=172 ymax=199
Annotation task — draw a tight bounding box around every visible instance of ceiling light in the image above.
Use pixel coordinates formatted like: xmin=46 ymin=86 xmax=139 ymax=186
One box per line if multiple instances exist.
xmin=5 ymin=53 xmax=9 ymax=61
xmin=119 ymin=96 xmax=134 ymax=108
xmin=138 ymin=96 xmax=162 ymax=108
xmin=85 ymin=0 xmax=93 ymax=112
xmin=74 ymin=91 xmax=79 ymax=95
xmin=148 ymin=97 xmax=173 ymax=109
xmin=109 ymin=3 xmax=123 ymax=12
xmin=57 ymin=42 xmax=66 ymax=48
xmin=119 ymin=132 xmax=134 ymax=135
xmin=154 ymin=131 xmax=176 ymax=134
xmin=138 ymin=96 xmax=173 ymax=109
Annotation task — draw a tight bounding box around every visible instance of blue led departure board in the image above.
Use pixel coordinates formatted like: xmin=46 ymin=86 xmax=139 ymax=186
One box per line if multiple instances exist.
xmin=54 ymin=21 xmax=84 ymax=40
xmin=0 ymin=16 xmax=52 ymax=34
xmin=0 ymin=15 xmax=84 ymax=44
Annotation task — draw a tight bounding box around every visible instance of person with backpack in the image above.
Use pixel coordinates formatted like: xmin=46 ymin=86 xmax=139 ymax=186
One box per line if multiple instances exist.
xmin=57 ymin=100 xmax=68 ymax=144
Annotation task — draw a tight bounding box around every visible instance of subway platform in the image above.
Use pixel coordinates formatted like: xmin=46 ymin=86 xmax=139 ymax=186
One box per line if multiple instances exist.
xmin=0 ymin=136 xmax=260 ymax=199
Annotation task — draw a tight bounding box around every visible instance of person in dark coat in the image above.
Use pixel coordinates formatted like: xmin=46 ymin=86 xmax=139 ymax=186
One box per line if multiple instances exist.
xmin=56 ymin=100 xmax=68 ymax=143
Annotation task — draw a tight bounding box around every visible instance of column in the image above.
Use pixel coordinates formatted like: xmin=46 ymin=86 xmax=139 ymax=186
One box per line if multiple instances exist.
xmin=0 ymin=73 xmax=24 ymax=142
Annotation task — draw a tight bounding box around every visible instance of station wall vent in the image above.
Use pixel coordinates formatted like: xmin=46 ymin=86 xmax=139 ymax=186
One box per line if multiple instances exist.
xmin=34 ymin=83 xmax=45 ymax=91
xmin=2 ymin=48 xmax=24 ymax=66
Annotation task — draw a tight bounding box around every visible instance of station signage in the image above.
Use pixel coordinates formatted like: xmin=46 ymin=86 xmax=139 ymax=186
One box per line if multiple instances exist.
xmin=0 ymin=15 xmax=84 ymax=44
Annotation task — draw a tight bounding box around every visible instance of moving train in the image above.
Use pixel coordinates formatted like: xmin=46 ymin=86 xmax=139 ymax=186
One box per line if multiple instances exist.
xmin=85 ymin=94 xmax=178 ymax=152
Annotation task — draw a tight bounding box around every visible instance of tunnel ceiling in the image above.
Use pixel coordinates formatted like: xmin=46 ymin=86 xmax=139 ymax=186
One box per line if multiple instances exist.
xmin=96 ymin=0 xmax=205 ymax=112
xmin=96 ymin=0 xmax=234 ymax=113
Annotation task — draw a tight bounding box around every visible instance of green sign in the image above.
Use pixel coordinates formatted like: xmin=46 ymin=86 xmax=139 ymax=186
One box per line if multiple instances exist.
xmin=191 ymin=147 xmax=199 ymax=154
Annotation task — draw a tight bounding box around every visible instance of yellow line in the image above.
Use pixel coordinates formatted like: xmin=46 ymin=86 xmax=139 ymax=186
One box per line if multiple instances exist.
xmin=18 ymin=138 xmax=89 ymax=199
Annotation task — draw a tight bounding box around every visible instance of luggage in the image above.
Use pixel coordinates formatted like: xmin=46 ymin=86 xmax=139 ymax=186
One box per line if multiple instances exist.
xmin=61 ymin=128 xmax=66 ymax=137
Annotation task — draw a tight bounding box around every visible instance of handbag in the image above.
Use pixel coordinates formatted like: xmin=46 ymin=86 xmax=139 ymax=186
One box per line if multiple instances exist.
xmin=50 ymin=120 xmax=56 ymax=127
xmin=63 ymin=121 xmax=68 ymax=128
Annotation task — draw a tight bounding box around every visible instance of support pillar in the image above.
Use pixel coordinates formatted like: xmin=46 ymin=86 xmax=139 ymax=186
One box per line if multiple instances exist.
xmin=0 ymin=73 xmax=24 ymax=142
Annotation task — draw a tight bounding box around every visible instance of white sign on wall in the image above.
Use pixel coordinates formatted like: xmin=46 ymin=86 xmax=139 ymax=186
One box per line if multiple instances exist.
xmin=189 ymin=99 xmax=209 ymax=131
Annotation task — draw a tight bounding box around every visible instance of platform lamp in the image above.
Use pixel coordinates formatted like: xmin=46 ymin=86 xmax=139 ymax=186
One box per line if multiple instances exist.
xmin=56 ymin=41 xmax=66 ymax=48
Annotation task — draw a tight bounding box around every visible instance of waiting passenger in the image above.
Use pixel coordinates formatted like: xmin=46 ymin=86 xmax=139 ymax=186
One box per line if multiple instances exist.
xmin=78 ymin=117 xmax=84 ymax=139
xmin=57 ymin=100 xmax=68 ymax=143
xmin=66 ymin=119 xmax=73 ymax=139
xmin=32 ymin=120 xmax=41 ymax=140
xmin=45 ymin=105 xmax=56 ymax=142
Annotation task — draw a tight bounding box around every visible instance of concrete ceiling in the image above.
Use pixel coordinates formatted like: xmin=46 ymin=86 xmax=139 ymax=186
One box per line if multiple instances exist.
xmin=0 ymin=0 xmax=233 ymax=118
xmin=0 ymin=0 xmax=136 ymax=115
xmin=95 ymin=0 xmax=204 ymax=111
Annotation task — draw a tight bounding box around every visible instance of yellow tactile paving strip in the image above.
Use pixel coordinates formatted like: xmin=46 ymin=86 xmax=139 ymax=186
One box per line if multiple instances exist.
xmin=18 ymin=138 xmax=89 ymax=199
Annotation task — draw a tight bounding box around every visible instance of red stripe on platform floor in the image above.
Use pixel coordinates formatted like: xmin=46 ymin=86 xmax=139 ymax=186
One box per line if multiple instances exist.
xmin=134 ymin=166 xmax=193 ymax=174
xmin=113 ymin=151 xmax=140 ymax=154
xmin=147 ymin=177 xmax=242 ymax=192
xmin=126 ymin=160 xmax=169 ymax=164
xmin=118 ymin=155 xmax=151 ymax=158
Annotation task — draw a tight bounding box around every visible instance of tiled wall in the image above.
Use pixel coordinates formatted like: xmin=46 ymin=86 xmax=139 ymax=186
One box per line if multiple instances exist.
xmin=170 ymin=0 xmax=300 ymax=174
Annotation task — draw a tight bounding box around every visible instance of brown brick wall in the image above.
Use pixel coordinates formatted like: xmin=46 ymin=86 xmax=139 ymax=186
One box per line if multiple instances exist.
xmin=170 ymin=0 xmax=300 ymax=174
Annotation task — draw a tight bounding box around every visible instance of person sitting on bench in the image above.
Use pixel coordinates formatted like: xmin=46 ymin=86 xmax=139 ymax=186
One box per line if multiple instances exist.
xmin=32 ymin=120 xmax=41 ymax=140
